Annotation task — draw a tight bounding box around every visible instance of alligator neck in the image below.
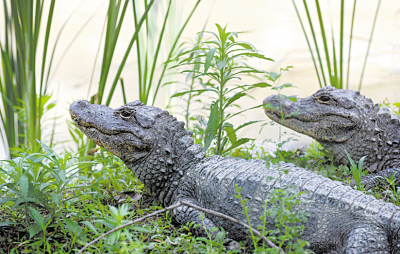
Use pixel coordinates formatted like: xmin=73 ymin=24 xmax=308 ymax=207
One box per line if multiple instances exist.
xmin=320 ymin=120 xmax=400 ymax=172
xmin=125 ymin=116 xmax=205 ymax=205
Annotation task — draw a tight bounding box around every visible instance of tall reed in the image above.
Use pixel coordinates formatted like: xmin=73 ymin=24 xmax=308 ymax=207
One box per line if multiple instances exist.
xmin=0 ymin=0 xmax=57 ymax=157
xmin=292 ymin=0 xmax=381 ymax=90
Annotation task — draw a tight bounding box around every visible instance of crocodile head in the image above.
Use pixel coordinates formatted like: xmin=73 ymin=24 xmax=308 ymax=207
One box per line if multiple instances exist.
xmin=263 ymin=86 xmax=363 ymax=143
xmin=69 ymin=100 xmax=164 ymax=163
xmin=263 ymin=86 xmax=400 ymax=170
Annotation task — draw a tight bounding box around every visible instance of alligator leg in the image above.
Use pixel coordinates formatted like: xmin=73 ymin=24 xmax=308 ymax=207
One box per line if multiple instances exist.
xmin=172 ymin=199 xmax=241 ymax=250
xmin=360 ymin=168 xmax=400 ymax=189
xmin=342 ymin=224 xmax=389 ymax=254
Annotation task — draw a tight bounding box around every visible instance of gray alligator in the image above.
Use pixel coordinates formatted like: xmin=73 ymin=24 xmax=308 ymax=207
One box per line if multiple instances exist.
xmin=264 ymin=86 xmax=400 ymax=188
xmin=70 ymin=99 xmax=400 ymax=253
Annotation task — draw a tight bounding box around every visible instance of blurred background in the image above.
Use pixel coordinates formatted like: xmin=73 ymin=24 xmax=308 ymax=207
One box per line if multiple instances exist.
xmin=1 ymin=0 xmax=400 ymax=158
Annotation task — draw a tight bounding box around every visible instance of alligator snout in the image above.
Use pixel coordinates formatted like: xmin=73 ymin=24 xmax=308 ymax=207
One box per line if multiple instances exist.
xmin=263 ymin=94 xmax=298 ymax=120
xmin=69 ymin=100 xmax=91 ymax=119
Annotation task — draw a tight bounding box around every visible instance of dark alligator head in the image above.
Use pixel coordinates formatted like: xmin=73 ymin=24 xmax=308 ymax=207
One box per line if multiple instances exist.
xmin=264 ymin=86 xmax=362 ymax=143
xmin=263 ymin=86 xmax=400 ymax=171
xmin=70 ymin=100 xmax=205 ymax=202
xmin=70 ymin=100 xmax=162 ymax=163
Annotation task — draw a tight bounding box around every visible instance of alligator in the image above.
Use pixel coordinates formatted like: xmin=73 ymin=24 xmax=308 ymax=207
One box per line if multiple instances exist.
xmin=264 ymin=86 xmax=400 ymax=188
xmin=70 ymin=99 xmax=400 ymax=253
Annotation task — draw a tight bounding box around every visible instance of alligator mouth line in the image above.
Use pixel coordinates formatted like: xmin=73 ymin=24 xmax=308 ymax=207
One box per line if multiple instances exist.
xmin=71 ymin=115 xmax=149 ymax=150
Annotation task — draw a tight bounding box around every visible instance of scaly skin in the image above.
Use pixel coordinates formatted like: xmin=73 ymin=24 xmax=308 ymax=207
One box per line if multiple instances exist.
xmin=70 ymin=99 xmax=400 ymax=253
xmin=264 ymin=86 xmax=400 ymax=188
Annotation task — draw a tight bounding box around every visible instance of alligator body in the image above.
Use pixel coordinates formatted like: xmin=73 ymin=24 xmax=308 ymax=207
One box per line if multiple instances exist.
xmin=264 ymin=86 xmax=400 ymax=187
xmin=70 ymin=100 xmax=400 ymax=253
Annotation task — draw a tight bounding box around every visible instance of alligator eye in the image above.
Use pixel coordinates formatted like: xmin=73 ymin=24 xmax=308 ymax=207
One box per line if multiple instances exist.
xmin=120 ymin=111 xmax=131 ymax=120
xmin=318 ymin=96 xmax=330 ymax=102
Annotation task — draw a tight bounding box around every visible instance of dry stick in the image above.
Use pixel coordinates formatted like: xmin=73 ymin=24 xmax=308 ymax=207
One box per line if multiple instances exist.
xmin=76 ymin=201 xmax=285 ymax=254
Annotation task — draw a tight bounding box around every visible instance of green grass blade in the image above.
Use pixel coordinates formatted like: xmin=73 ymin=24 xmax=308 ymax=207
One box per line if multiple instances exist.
xmin=105 ymin=0 xmax=156 ymax=106
xmin=346 ymin=0 xmax=356 ymax=89
xmin=132 ymin=0 xmax=143 ymax=101
xmin=339 ymin=0 xmax=344 ymax=89
xmin=315 ymin=0 xmax=333 ymax=87
xmin=146 ymin=0 xmax=173 ymax=103
xmin=98 ymin=0 xmax=129 ymax=104
xmin=119 ymin=78 xmax=127 ymax=104
xmin=302 ymin=0 xmax=328 ymax=87
xmin=328 ymin=5 xmax=338 ymax=88
xmin=88 ymin=15 xmax=107 ymax=99
xmin=292 ymin=0 xmax=323 ymax=88
xmin=358 ymin=0 xmax=381 ymax=91
xmin=151 ymin=0 xmax=201 ymax=106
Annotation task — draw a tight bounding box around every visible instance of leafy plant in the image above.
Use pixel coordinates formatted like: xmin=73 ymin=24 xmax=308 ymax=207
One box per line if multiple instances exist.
xmin=234 ymin=183 xmax=311 ymax=253
xmin=344 ymin=150 xmax=368 ymax=190
xmin=292 ymin=0 xmax=382 ymax=90
xmin=0 ymin=141 xmax=94 ymax=252
xmin=173 ymin=24 xmax=273 ymax=155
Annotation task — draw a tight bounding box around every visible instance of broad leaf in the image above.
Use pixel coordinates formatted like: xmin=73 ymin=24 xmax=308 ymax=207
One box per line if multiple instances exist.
xmin=251 ymin=82 xmax=271 ymax=88
xmin=224 ymin=138 xmax=250 ymax=154
xmin=19 ymin=175 xmax=29 ymax=198
xmin=29 ymin=223 xmax=42 ymax=238
xmin=204 ymin=48 xmax=217 ymax=74
xmin=224 ymin=92 xmax=246 ymax=109
xmin=81 ymin=221 xmax=99 ymax=234
xmin=204 ymin=102 xmax=219 ymax=151
xmin=223 ymin=124 xmax=237 ymax=144
xmin=216 ymin=60 xmax=226 ymax=70
xmin=28 ymin=207 xmax=45 ymax=230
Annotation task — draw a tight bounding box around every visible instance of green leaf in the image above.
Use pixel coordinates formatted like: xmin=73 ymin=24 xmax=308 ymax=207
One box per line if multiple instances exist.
xmin=223 ymin=124 xmax=237 ymax=144
xmin=171 ymin=88 xmax=217 ymax=98
xmin=224 ymin=138 xmax=250 ymax=154
xmin=36 ymin=140 xmax=56 ymax=157
xmin=51 ymin=193 xmax=62 ymax=205
xmin=224 ymin=92 xmax=246 ymax=109
xmin=235 ymin=120 xmax=261 ymax=132
xmin=236 ymin=42 xmax=252 ymax=49
xmin=81 ymin=221 xmax=99 ymax=234
xmin=204 ymin=48 xmax=217 ymax=74
xmin=13 ymin=197 xmax=39 ymax=208
xmin=269 ymin=72 xmax=280 ymax=81
xmin=287 ymin=95 xmax=297 ymax=102
xmin=28 ymin=207 xmax=45 ymax=230
xmin=19 ymin=175 xmax=29 ymax=198
xmin=29 ymin=223 xmax=42 ymax=238
xmin=271 ymin=83 xmax=295 ymax=90
xmin=62 ymin=214 xmax=81 ymax=236
xmin=130 ymin=225 xmax=152 ymax=233
xmin=216 ymin=60 xmax=226 ymax=70
xmin=39 ymin=183 xmax=52 ymax=191
xmin=204 ymin=101 xmax=220 ymax=151
xmin=251 ymin=82 xmax=271 ymax=88
xmin=0 ymin=221 xmax=20 ymax=227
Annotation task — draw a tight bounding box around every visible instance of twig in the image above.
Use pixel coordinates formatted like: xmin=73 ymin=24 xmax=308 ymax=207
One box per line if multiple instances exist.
xmin=77 ymin=201 xmax=285 ymax=254
xmin=180 ymin=201 xmax=285 ymax=254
